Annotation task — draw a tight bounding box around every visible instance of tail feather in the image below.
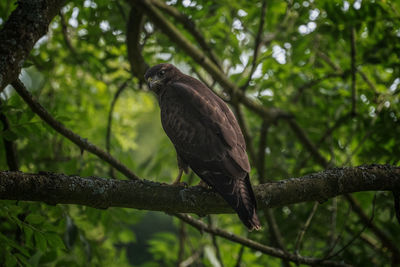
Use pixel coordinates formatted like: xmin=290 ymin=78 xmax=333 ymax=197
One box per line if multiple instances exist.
xmin=213 ymin=174 xmax=261 ymax=231
xmin=236 ymin=175 xmax=261 ymax=231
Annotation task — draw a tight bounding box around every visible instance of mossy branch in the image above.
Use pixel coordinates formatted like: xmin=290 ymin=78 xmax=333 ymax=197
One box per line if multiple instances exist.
xmin=0 ymin=165 xmax=399 ymax=214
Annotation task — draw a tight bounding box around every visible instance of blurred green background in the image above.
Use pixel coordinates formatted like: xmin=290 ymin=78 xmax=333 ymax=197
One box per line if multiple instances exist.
xmin=1 ymin=0 xmax=400 ymax=266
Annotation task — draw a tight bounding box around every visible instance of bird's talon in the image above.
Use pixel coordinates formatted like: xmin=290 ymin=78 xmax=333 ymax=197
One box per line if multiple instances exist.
xmin=171 ymin=181 xmax=188 ymax=187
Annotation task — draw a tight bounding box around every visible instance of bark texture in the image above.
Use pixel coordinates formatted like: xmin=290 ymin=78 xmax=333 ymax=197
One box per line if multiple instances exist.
xmin=0 ymin=0 xmax=66 ymax=91
xmin=0 ymin=165 xmax=399 ymax=214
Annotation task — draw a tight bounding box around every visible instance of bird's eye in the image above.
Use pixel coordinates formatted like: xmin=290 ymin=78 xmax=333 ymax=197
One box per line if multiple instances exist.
xmin=159 ymin=70 xmax=166 ymax=76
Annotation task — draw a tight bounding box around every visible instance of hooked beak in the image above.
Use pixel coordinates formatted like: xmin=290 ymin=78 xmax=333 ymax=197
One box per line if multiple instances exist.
xmin=147 ymin=77 xmax=159 ymax=90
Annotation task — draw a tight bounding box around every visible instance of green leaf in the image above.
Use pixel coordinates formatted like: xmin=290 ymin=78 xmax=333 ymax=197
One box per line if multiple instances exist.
xmin=117 ymin=229 xmax=135 ymax=243
xmin=34 ymin=232 xmax=47 ymax=252
xmin=44 ymin=232 xmax=65 ymax=250
xmin=4 ymin=252 xmax=17 ymax=267
xmin=25 ymin=214 xmax=45 ymax=225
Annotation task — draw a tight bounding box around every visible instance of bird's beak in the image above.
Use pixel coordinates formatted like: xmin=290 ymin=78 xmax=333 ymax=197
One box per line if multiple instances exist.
xmin=147 ymin=76 xmax=160 ymax=91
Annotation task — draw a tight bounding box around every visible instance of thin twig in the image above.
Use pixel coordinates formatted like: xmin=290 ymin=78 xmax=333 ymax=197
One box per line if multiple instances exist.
xmin=234 ymin=245 xmax=245 ymax=267
xmin=294 ymin=201 xmax=319 ymax=253
xmin=207 ymin=216 xmax=224 ymax=267
xmin=173 ymin=213 xmax=351 ymax=267
xmin=317 ymin=50 xmax=342 ymax=73
xmin=350 ymin=26 xmax=357 ymax=116
xmin=177 ymin=220 xmax=186 ymax=266
xmin=240 ymin=0 xmax=267 ymax=91
xmin=11 ymin=79 xmax=139 ymax=180
xmin=344 ymin=194 xmax=400 ymax=256
xmin=324 ymin=194 xmax=377 ymax=260
xmin=179 ymin=247 xmax=202 ymax=267
xmin=292 ymin=72 xmax=345 ymax=103
xmin=105 ymin=80 xmax=129 ymax=178
xmin=115 ymin=0 xmax=128 ymax=21
xmin=329 ymin=197 xmax=338 ymax=249
xmin=324 ymin=199 xmax=352 ymax=257
xmin=59 ymin=11 xmax=81 ymax=63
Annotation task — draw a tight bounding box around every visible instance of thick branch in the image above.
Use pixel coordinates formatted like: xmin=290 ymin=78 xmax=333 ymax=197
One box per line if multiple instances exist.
xmin=0 ymin=0 xmax=66 ymax=91
xmin=126 ymin=6 xmax=149 ymax=81
xmin=0 ymin=165 xmax=399 ymax=214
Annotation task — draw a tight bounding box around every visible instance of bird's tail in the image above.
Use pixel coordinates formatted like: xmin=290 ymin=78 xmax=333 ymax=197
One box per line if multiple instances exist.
xmin=214 ymin=173 xmax=261 ymax=231
xmin=235 ymin=174 xmax=261 ymax=231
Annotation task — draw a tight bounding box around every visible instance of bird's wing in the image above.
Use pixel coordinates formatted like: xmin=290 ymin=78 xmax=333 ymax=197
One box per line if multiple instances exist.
xmin=160 ymin=80 xmax=250 ymax=173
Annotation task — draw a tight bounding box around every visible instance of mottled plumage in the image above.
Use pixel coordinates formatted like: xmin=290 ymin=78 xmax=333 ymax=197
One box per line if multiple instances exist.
xmin=144 ymin=63 xmax=261 ymax=230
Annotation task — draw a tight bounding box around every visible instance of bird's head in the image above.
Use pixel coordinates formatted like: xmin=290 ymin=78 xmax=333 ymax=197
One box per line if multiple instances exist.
xmin=144 ymin=63 xmax=178 ymax=94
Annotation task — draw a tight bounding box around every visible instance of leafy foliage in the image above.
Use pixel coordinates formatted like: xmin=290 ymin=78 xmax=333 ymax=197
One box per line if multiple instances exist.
xmin=1 ymin=0 xmax=400 ymax=266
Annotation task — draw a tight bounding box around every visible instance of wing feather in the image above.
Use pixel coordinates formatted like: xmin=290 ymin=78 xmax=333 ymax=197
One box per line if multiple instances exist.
xmin=160 ymin=80 xmax=249 ymax=172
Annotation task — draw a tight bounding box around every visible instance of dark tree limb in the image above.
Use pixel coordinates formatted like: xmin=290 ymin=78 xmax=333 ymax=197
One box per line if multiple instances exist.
xmin=0 ymin=101 xmax=19 ymax=171
xmin=0 ymin=165 xmax=399 ymax=214
xmin=174 ymin=214 xmax=351 ymax=267
xmin=126 ymin=6 xmax=149 ymax=82
xmin=11 ymin=79 xmax=139 ymax=180
xmin=0 ymin=0 xmax=66 ymax=91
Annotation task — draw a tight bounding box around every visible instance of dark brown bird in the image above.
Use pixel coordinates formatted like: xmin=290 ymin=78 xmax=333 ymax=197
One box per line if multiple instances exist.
xmin=144 ymin=63 xmax=261 ymax=231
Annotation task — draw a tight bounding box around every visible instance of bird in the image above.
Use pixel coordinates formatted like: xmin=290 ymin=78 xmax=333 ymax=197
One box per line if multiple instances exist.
xmin=144 ymin=63 xmax=261 ymax=231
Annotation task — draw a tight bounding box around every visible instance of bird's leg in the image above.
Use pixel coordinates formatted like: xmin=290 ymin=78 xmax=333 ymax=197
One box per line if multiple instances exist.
xmin=172 ymin=168 xmax=184 ymax=185
xmin=171 ymin=153 xmax=189 ymax=186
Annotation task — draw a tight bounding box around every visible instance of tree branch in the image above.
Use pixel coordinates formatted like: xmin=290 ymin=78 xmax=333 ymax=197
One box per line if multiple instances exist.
xmin=344 ymin=194 xmax=400 ymax=258
xmin=11 ymin=79 xmax=139 ymax=180
xmin=174 ymin=213 xmax=351 ymax=267
xmin=0 ymin=101 xmax=19 ymax=171
xmin=0 ymin=0 xmax=66 ymax=91
xmin=350 ymin=26 xmax=357 ymax=116
xmin=0 ymin=165 xmax=399 ymax=214
xmin=240 ymin=0 xmax=267 ymax=91
xmin=126 ymin=5 xmax=149 ymax=82
xmin=105 ymin=80 xmax=129 ymax=178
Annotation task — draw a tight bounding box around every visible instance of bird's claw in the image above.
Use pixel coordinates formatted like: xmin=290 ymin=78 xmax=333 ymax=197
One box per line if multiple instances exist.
xmin=171 ymin=181 xmax=188 ymax=187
